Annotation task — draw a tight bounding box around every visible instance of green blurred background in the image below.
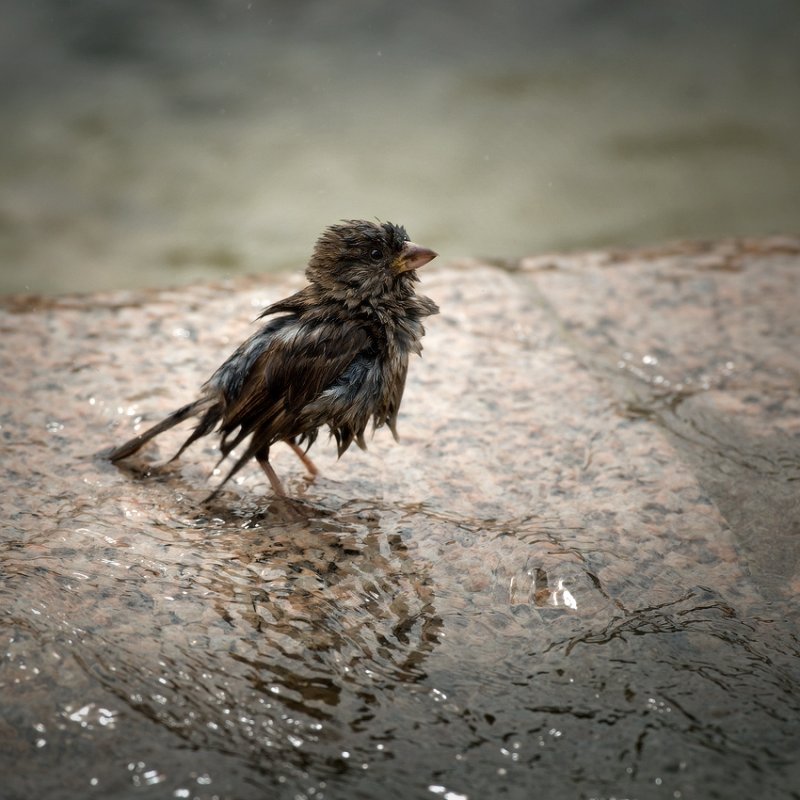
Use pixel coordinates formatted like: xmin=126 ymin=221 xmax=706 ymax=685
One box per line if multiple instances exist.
xmin=1 ymin=0 xmax=799 ymax=295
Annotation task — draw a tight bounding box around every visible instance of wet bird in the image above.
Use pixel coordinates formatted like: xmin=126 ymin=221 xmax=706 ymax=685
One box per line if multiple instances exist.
xmin=109 ymin=220 xmax=439 ymax=499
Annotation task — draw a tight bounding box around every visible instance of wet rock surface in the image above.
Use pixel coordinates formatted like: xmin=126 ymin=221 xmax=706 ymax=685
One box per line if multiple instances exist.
xmin=2 ymin=239 xmax=799 ymax=799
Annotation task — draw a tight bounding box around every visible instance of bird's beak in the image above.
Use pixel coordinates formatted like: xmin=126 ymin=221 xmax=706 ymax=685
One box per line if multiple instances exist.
xmin=396 ymin=242 xmax=438 ymax=273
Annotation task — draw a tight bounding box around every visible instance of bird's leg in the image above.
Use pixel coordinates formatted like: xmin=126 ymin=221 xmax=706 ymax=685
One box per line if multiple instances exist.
xmin=286 ymin=440 xmax=319 ymax=477
xmin=256 ymin=454 xmax=287 ymax=497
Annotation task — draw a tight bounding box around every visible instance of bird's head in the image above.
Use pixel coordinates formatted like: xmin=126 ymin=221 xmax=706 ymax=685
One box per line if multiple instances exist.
xmin=306 ymin=220 xmax=437 ymax=302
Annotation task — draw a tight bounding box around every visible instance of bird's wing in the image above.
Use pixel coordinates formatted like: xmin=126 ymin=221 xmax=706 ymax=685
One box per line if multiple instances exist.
xmin=217 ymin=315 xmax=372 ymax=446
xmin=256 ymin=286 xmax=315 ymax=319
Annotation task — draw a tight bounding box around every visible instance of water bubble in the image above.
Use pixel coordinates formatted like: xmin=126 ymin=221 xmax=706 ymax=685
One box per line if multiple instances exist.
xmin=143 ymin=770 xmax=164 ymax=785
xmin=428 ymin=787 xmax=469 ymax=800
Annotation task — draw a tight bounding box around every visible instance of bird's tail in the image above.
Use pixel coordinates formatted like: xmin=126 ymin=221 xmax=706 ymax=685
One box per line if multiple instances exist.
xmin=108 ymin=398 xmax=219 ymax=462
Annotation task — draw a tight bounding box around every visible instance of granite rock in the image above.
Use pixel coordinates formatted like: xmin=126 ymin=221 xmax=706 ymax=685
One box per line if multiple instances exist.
xmin=1 ymin=240 xmax=799 ymax=800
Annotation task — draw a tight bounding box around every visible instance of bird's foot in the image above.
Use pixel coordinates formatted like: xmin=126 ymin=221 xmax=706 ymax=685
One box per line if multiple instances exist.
xmin=286 ymin=440 xmax=319 ymax=478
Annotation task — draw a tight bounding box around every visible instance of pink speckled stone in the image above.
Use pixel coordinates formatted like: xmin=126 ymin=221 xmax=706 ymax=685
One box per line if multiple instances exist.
xmin=1 ymin=240 xmax=798 ymax=799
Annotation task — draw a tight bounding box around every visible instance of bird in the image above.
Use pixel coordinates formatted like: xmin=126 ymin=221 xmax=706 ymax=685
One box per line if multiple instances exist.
xmin=108 ymin=219 xmax=439 ymax=500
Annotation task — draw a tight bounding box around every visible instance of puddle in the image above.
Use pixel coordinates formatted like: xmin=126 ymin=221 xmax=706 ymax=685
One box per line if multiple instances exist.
xmin=3 ymin=486 xmax=798 ymax=800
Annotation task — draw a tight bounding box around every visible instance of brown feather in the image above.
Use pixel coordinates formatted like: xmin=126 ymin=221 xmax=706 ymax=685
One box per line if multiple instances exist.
xmin=108 ymin=220 xmax=438 ymax=498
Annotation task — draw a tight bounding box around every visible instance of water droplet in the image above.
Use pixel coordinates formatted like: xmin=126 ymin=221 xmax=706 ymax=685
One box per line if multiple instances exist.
xmin=143 ymin=769 xmax=165 ymax=785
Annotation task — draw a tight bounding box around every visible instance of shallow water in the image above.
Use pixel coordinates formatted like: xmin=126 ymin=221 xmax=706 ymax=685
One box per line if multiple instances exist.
xmin=4 ymin=491 xmax=798 ymax=800
xmin=2 ymin=256 xmax=800 ymax=799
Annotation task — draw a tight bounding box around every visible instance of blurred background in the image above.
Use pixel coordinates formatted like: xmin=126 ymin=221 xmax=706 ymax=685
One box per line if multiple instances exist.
xmin=1 ymin=0 xmax=799 ymax=295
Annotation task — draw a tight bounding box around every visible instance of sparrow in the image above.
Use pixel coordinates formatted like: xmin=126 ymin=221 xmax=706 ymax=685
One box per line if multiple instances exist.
xmin=109 ymin=220 xmax=439 ymax=499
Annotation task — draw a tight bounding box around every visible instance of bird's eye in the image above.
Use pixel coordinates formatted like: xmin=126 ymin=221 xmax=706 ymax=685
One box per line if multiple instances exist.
xmin=369 ymin=248 xmax=383 ymax=262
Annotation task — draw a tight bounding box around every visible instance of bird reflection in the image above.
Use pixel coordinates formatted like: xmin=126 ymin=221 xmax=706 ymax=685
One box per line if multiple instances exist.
xmin=223 ymin=514 xmax=443 ymax=697
xmin=83 ymin=499 xmax=443 ymax=775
